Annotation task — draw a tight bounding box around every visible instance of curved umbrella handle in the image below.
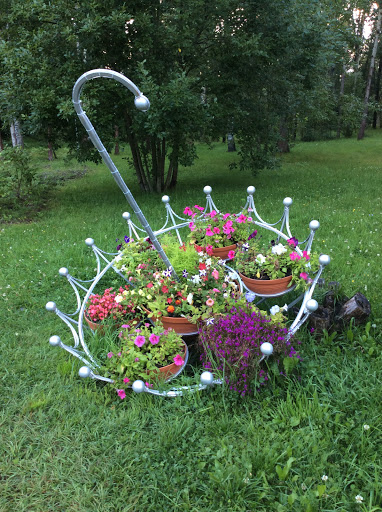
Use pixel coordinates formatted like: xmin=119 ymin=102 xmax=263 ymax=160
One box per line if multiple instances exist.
xmin=72 ymin=69 xmax=175 ymax=273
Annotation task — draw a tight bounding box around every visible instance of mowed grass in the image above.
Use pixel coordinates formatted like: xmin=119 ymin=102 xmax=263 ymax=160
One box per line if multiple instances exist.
xmin=1 ymin=131 xmax=382 ymax=511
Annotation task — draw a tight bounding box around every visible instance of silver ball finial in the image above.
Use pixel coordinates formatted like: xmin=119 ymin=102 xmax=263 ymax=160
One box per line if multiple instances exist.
xmin=200 ymin=371 xmax=214 ymax=386
xmin=122 ymin=212 xmax=131 ymax=220
xmin=49 ymin=335 xmax=62 ymax=347
xmin=132 ymin=380 xmax=146 ymax=393
xmin=79 ymin=366 xmax=92 ymax=379
xmin=134 ymin=95 xmax=150 ymax=112
xmin=58 ymin=267 xmax=69 ymax=277
xmin=45 ymin=301 xmax=57 ymax=312
xmin=162 ymin=195 xmax=170 ymax=204
xmin=283 ymin=197 xmax=293 ymax=207
xmin=247 ymin=186 xmax=255 ymax=195
xmin=85 ymin=238 xmax=95 ymax=247
xmin=203 ymin=185 xmax=212 ymax=195
xmin=319 ymin=254 xmax=331 ymax=266
xmin=260 ymin=342 xmax=274 ymax=356
xmin=309 ymin=220 xmax=320 ymax=231
xmin=306 ymin=299 xmax=318 ymax=312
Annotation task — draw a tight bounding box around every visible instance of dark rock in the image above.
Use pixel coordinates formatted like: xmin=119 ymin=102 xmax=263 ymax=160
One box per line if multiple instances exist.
xmin=336 ymin=292 xmax=371 ymax=325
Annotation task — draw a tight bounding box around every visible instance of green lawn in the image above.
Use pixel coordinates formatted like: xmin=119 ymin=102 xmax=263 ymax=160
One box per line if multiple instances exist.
xmin=1 ymin=132 xmax=381 ymax=511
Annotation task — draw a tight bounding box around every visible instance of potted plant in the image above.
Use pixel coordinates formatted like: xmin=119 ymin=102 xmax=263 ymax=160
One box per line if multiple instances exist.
xmin=146 ymin=251 xmax=240 ymax=334
xmin=84 ymin=286 xmax=142 ymax=331
xmin=198 ymin=303 xmax=300 ymax=396
xmin=233 ymin=236 xmax=319 ymax=295
xmin=103 ymin=323 xmax=187 ymax=399
xmin=183 ymin=205 xmax=254 ymax=259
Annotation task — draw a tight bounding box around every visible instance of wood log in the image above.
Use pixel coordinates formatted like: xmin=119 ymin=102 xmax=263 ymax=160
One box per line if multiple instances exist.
xmin=337 ymin=293 xmax=371 ymax=324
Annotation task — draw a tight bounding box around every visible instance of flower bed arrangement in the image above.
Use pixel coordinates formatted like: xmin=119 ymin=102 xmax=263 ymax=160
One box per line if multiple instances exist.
xmin=146 ymin=249 xmax=239 ymax=326
xmin=103 ymin=323 xmax=186 ymax=399
xmin=233 ymin=235 xmax=319 ymax=293
xmin=183 ymin=205 xmax=254 ymax=256
xmin=198 ymin=304 xmax=300 ymax=396
xmin=85 ymin=286 xmax=142 ymax=329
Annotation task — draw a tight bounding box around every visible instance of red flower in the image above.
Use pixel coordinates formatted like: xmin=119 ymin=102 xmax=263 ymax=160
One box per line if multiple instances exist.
xmin=199 ymin=262 xmax=207 ymax=270
xmin=175 ymin=299 xmax=181 ymax=305
xmin=162 ymin=285 xmax=169 ymax=293
xmin=146 ymin=282 xmax=153 ymax=288
xmin=167 ymin=298 xmax=173 ymax=304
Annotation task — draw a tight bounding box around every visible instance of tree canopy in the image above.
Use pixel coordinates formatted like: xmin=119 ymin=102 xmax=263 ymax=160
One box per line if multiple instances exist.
xmin=0 ymin=0 xmax=381 ymax=191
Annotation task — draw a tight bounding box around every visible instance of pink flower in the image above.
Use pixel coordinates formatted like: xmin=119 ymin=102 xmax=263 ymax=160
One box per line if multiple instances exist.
xmin=173 ymin=354 xmax=185 ymax=366
xmin=213 ymin=226 xmax=221 ymax=234
xmin=236 ymin=214 xmax=247 ymax=223
xmin=302 ymin=251 xmax=310 ymax=260
xmin=135 ymin=357 xmax=139 ymax=362
xmin=123 ymin=377 xmax=130 ymax=383
xmin=212 ymin=269 xmax=219 ymax=280
xmin=300 ymin=272 xmax=309 ymax=280
xmin=205 ymin=245 xmax=214 ymax=255
xmin=227 ymin=250 xmax=235 ymax=260
xmin=212 ymin=288 xmax=220 ymax=293
xmin=145 ymin=382 xmax=153 ymax=388
xmin=121 ymin=324 xmax=130 ymax=329
xmin=194 ymin=205 xmax=204 ymax=211
xmin=205 ymin=226 xmax=214 ymax=236
xmin=209 ymin=210 xmax=218 ymax=217
xmin=189 ymin=221 xmax=196 ymax=232
xmin=149 ymin=333 xmax=160 ymax=345
xmin=290 ymin=252 xmax=301 ymax=261
xmin=206 ymin=298 xmax=215 ymax=307
xmin=107 ymin=352 xmax=114 ymax=358
xmin=117 ymin=389 xmax=126 ymax=400
xmin=134 ymin=335 xmax=145 ymax=347
xmin=223 ymin=213 xmax=231 ymax=220
xmin=183 ymin=206 xmax=193 ymax=216
xmin=117 ymin=352 xmax=122 ymax=357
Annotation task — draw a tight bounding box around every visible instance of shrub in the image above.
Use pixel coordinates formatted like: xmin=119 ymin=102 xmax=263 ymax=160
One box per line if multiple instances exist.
xmin=0 ymin=146 xmax=37 ymax=202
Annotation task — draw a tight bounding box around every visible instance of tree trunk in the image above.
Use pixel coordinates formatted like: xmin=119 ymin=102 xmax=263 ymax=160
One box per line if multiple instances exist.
xmin=373 ymin=54 xmax=382 ymax=128
xmin=277 ymin=119 xmax=290 ymax=152
xmin=10 ymin=119 xmax=24 ymax=147
xmin=358 ymin=7 xmax=382 ymax=140
xmin=114 ymin=125 xmax=120 ymax=155
xmin=336 ymin=63 xmax=346 ymax=138
xmin=123 ymin=111 xmax=151 ymax=192
xmin=227 ymin=133 xmax=236 ymax=152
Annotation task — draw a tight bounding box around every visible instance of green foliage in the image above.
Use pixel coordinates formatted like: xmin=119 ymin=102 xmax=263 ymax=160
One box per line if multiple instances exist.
xmin=0 ymin=146 xmax=36 ymax=201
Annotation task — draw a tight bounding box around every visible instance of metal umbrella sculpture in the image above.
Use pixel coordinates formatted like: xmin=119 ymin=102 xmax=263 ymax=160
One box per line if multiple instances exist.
xmin=46 ymin=69 xmax=330 ymax=397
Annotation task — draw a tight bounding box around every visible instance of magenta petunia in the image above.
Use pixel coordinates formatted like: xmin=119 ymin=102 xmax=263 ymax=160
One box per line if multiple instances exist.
xmin=173 ymin=354 xmax=185 ymax=366
xmin=149 ymin=333 xmax=160 ymax=345
xmin=227 ymin=250 xmax=235 ymax=260
xmin=194 ymin=204 xmax=204 ymax=211
xmin=290 ymin=252 xmax=301 ymax=261
xmin=302 ymin=250 xmax=310 ymax=260
xmin=117 ymin=389 xmax=126 ymax=400
xmin=300 ymin=272 xmax=308 ymax=280
xmin=107 ymin=352 xmax=114 ymax=358
xmin=134 ymin=335 xmax=145 ymax=347
xmin=183 ymin=206 xmax=193 ymax=216
xmin=123 ymin=377 xmax=130 ymax=383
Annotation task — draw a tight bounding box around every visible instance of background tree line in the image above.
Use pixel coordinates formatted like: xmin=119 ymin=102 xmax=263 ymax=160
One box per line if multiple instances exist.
xmin=0 ymin=0 xmax=381 ymax=192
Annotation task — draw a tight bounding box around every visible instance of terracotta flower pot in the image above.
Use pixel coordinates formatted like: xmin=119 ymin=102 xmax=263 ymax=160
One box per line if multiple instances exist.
xmin=160 ymin=315 xmax=199 ymax=335
xmin=211 ymin=244 xmax=237 ymax=260
xmin=239 ymin=273 xmax=293 ymax=295
xmin=149 ymin=342 xmax=188 ymax=381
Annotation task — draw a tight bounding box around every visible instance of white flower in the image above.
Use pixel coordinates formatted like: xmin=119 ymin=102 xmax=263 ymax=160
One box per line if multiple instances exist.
xmin=321 ymin=475 xmax=328 ymax=482
xmin=282 ymin=303 xmax=288 ymax=312
xmin=255 ymin=254 xmax=266 ymax=265
xmin=270 ymin=305 xmax=280 ymax=316
xmin=115 ymin=295 xmax=123 ymax=303
xmin=355 ymin=495 xmax=364 ymax=504
xmin=223 ymin=292 xmax=228 ymax=298
xmin=114 ymin=254 xmax=123 ymax=262
xmin=186 ymin=293 xmax=194 ymax=304
xmin=146 ymin=294 xmax=152 ymax=300
xmin=191 ymin=275 xmax=201 ymax=284
xmin=138 ymin=289 xmax=144 ymax=296
xmin=218 ymin=259 xmax=225 ymax=265
xmin=228 ymin=272 xmax=236 ymax=280
xmin=205 ymin=258 xmax=212 ymax=267
xmin=301 ymin=483 xmax=307 ymax=491
xmin=272 ymin=243 xmax=287 ymax=256
xmin=363 ymin=424 xmax=370 ymax=431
